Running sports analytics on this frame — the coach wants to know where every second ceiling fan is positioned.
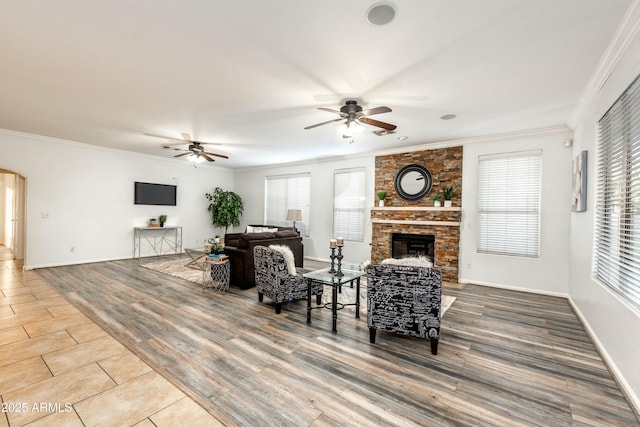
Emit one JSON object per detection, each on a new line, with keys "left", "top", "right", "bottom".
{"left": 145, "top": 132, "right": 229, "bottom": 162}
{"left": 304, "top": 100, "right": 396, "bottom": 137}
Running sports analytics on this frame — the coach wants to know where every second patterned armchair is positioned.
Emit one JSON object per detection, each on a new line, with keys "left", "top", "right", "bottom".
{"left": 366, "top": 263, "right": 442, "bottom": 355}
{"left": 254, "top": 246, "right": 323, "bottom": 314}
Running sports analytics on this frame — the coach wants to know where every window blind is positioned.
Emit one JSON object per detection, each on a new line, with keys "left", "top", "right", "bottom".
{"left": 594, "top": 73, "right": 640, "bottom": 309}
{"left": 265, "top": 173, "right": 311, "bottom": 236}
{"left": 333, "top": 168, "right": 366, "bottom": 242}
{"left": 477, "top": 150, "right": 542, "bottom": 257}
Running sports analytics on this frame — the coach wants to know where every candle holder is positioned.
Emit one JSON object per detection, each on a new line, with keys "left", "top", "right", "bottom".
{"left": 329, "top": 247, "right": 336, "bottom": 274}
{"left": 336, "top": 245, "right": 344, "bottom": 277}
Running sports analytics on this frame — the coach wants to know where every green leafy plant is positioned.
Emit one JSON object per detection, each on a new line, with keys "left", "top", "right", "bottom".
{"left": 443, "top": 185, "right": 456, "bottom": 201}
{"left": 210, "top": 242, "right": 225, "bottom": 254}
{"left": 205, "top": 187, "right": 244, "bottom": 234}
{"left": 377, "top": 191, "right": 387, "bottom": 200}
{"left": 158, "top": 214, "right": 167, "bottom": 225}
{"left": 431, "top": 194, "right": 443, "bottom": 202}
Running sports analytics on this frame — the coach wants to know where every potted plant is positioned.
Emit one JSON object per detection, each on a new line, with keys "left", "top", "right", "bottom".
{"left": 443, "top": 185, "right": 456, "bottom": 207}
{"left": 205, "top": 187, "right": 244, "bottom": 235}
{"left": 158, "top": 215, "right": 167, "bottom": 227}
{"left": 209, "top": 241, "right": 225, "bottom": 255}
{"left": 377, "top": 191, "right": 387, "bottom": 207}
{"left": 148, "top": 218, "right": 158, "bottom": 227}
{"left": 431, "top": 194, "right": 443, "bottom": 207}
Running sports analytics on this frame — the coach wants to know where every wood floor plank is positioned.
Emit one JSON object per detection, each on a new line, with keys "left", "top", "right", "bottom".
{"left": 34, "top": 257, "right": 639, "bottom": 426}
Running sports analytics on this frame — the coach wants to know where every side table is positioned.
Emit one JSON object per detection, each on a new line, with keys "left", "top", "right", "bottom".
{"left": 202, "top": 258, "right": 230, "bottom": 293}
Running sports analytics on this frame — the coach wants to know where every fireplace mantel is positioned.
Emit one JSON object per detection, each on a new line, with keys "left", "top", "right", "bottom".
{"left": 371, "top": 206, "right": 461, "bottom": 212}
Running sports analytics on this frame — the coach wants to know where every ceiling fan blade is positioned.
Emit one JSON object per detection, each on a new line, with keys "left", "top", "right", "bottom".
{"left": 181, "top": 132, "right": 192, "bottom": 141}
{"left": 203, "top": 151, "right": 229, "bottom": 159}
{"left": 200, "top": 153, "right": 215, "bottom": 162}
{"left": 144, "top": 133, "right": 187, "bottom": 143}
{"left": 162, "top": 145, "right": 190, "bottom": 151}
{"left": 361, "top": 106, "right": 392, "bottom": 116}
{"left": 304, "top": 118, "right": 344, "bottom": 130}
{"left": 359, "top": 117, "right": 397, "bottom": 131}
{"left": 174, "top": 152, "right": 192, "bottom": 158}
{"left": 318, "top": 107, "right": 347, "bottom": 117}
{"left": 197, "top": 141, "right": 223, "bottom": 146}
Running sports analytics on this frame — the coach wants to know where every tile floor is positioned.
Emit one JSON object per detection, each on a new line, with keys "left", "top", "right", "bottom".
{"left": 0, "top": 258, "right": 223, "bottom": 427}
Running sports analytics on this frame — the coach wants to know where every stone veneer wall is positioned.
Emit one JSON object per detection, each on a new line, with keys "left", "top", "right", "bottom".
{"left": 372, "top": 146, "right": 463, "bottom": 282}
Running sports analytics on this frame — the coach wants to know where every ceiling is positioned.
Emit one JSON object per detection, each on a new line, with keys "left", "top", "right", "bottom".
{"left": 0, "top": 0, "right": 632, "bottom": 169}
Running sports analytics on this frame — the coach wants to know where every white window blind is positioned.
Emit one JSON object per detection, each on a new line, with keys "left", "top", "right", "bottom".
{"left": 265, "top": 173, "right": 311, "bottom": 236}
{"left": 477, "top": 150, "right": 542, "bottom": 257}
{"left": 594, "top": 73, "right": 640, "bottom": 309}
{"left": 333, "top": 168, "right": 366, "bottom": 242}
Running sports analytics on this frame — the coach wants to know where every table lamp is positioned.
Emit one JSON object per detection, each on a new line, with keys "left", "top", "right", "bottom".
{"left": 287, "top": 209, "right": 302, "bottom": 233}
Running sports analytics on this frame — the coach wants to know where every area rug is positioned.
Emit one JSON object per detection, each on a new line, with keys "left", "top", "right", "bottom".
{"left": 140, "top": 257, "right": 206, "bottom": 285}
{"left": 141, "top": 257, "right": 456, "bottom": 316}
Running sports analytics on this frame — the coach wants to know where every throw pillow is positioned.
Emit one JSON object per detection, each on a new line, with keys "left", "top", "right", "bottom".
{"left": 381, "top": 256, "right": 433, "bottom": 268}
{"left": 264, "top": 227, "right": 278, "bottom": 232}
{"left": 246, "top": 225, "right": 264, "bottom": 233}
{"left": 269, "top": 244, "right": 297, "bottom": 275}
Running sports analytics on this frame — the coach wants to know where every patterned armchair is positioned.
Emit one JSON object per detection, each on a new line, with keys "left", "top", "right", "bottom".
{"left": 366, "top": 264, "right": 442, "bottom": 355}
{"left": 254, "top": 246, "right": 323, "bottom": 314}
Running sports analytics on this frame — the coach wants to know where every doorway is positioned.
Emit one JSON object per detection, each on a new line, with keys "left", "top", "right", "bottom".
{"left": 0, "top": 169, "right": 26, "bottom": 265}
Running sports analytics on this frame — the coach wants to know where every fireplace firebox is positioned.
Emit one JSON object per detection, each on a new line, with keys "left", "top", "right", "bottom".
{"left": 392, "top": 233, "right": 435, "bottom": 264}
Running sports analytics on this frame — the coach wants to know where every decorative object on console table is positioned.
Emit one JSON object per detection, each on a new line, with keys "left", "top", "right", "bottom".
{"left": 158, "top": 214, "right": 167, "bottom": 227}
{"left": 148, "top": 218, "right": 159, "bottom": 227}
{"left": 377, "top": 191, "right": 387, "bottom": 207}
{"left": 287, "top": 209, "right": 302, "bottom": 234}
{"left": 443, "top": 185, "right": 455, "bottom": 208}
{"left": 431, "top": 194, "right": 442, "bottom": 207}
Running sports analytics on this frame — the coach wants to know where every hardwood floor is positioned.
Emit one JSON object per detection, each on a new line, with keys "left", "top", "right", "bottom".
{"left": 11, "top": 256, "right": 640, "bottom": 426}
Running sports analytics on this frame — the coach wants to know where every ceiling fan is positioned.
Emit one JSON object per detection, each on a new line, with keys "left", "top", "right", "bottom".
{"left": 304, "top": 100, "right": 397, "bottom": 138}
{"left": 144, "top": 132, "right": 229, "bottom": 162}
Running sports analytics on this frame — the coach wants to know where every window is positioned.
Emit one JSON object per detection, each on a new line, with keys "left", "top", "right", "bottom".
{"left": 594, "top": 74, "right": 640, "bottom": 309}
{"left": 265, "top": 173, "right": 311, "bottom": 236}
{"left": 477, "top": 150, "right": 542, "bottom": 257}
{"left": 333, "top": 168, "right": 366, "bottom": 242}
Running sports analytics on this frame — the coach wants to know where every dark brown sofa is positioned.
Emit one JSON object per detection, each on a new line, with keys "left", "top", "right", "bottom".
{"left": 224, "top": 226, "right": 303, "bottom": 289}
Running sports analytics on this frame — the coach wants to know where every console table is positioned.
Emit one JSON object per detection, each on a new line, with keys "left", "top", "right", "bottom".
{"left": 133, "top": 226, "right": 183, "bottom": 259}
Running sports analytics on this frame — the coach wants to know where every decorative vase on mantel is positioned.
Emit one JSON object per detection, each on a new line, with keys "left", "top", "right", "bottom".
{"left": 377, "top": 191, "right": 387, "bottom": 208}
{"left": 444, "top": 200, "right": 452, "bottom": 208}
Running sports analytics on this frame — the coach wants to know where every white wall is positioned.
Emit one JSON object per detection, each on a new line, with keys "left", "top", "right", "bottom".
{"left": 0, "top": 130, "right": 234, "bottom": 268}
{"left": 233, "top": 156, "right": 376, "bottom": 265}
{"left": 458, "top": 130, "right": 573, "bottom": 296}
{"left": 570, "top": 15, "right": 640, "bottom": 410}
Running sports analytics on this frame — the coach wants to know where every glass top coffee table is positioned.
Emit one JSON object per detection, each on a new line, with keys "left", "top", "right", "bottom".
{"left": 304, "top": 267, "right": 365, "bottom": 333}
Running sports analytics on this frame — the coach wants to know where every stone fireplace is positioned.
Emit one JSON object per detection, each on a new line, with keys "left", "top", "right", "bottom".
{"left": 372, "top": 146, "right": 462, "bottom": 282}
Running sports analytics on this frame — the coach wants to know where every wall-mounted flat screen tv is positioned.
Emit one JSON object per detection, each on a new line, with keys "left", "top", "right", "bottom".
{"left": 134, "top": 182, "right": 177, "bottom": 206}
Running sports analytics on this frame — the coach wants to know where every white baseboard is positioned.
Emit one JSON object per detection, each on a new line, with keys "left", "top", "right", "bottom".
{"left": 458, "top": 278, "right": 568, "bottom": 298}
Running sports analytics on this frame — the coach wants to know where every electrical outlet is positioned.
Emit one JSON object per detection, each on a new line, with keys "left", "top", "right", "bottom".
{"left": 467, "top": 262, "right": 472, "bottom": 269}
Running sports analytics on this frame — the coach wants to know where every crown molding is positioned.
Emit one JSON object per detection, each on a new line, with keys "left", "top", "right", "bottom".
{"left": 567, "top": 0, "right": 640, "bottom": 129}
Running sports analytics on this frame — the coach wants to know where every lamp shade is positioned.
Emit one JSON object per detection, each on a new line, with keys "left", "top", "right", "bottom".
{"left": 287, "top": 209, "right": 302, "bottom": 221}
